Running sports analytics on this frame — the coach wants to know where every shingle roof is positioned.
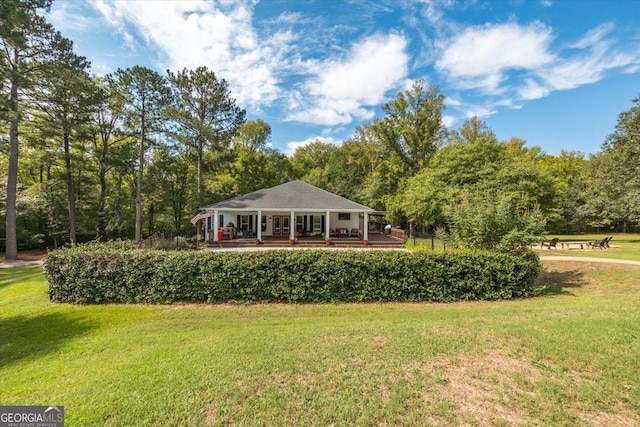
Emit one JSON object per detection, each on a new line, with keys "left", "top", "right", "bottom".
{"left": 203, "top": 180, "right": 374, "bottom": 212}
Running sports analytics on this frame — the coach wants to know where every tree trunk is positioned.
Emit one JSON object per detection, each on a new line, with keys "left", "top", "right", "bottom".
{"left": 63, "top": 129, "right": 77, "bottom": 244}
{"left": 97, "top": 166, "right": 107, "bottom": 240}
{"left": 135, "top": 105, "right": 145, "bottom": 242}
{"left": 197, "top": 146, "right": 203, "bottom": 241}
{"left": 5, "top": 77, "right": 20, "bottom": 260}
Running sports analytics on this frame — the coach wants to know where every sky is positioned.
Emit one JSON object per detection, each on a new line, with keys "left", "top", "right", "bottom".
{"left": 48, "top": 0, "right": 640, "bottom": 156}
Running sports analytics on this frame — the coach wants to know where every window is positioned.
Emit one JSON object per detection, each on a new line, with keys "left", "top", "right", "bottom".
{"left": 338, "top": 213, "right": 351, "bottom": 220}
{"left": 240, "top": 215, "right": 250, "bottom": 231}
{"left": 313, "top": 216, "right": 322, "bottom": 234}
{"left": 261, "top": 215, "right": 267, "bottom": 232}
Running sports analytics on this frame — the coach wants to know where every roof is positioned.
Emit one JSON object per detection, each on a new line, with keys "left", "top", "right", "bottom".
{"left": 203, "top": 180, "right": 374, "bottom": 212}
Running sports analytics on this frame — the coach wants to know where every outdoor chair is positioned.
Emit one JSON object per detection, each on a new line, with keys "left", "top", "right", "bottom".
{"left": 350, "top": 228, "right": 359, "bottom": 237}
{"left": 591, "top": 236, "right": 612, "bottom": 249}
{"left": 540, "top": 238, "right": 559, "bottom": 249}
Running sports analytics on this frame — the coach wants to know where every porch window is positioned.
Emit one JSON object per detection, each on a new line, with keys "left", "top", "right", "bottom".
{"left": 240, "top": 215, "right": 250, "bottom": 231}
{"left": 261, "top": 215, "right": 267, "bottom": 232}
{"left": 313, "top": 216, "right": 322, "bottom": 234}
{"left": 296, "top": 216, "right": 304, "bottom": 234}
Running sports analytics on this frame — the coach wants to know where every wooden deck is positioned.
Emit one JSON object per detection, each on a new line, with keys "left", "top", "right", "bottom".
{"left": 207, "top": 233, "right": 405, "bottom": 249}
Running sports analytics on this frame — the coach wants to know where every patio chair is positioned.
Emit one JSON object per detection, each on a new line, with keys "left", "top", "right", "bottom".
{"left": 540, "top": 238, "right": 559, "bottom": 250}
{"left": 605, "top": 236, "right": 613, "bottom": 248}
{"left": 350, "top": 228, "right": 359, "bottom": 237}
{"left": 591, "top": 236, "right": 611, "bottom": 249}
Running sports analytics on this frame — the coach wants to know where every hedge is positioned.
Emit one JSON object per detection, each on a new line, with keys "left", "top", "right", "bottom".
{"left": 43, "top": 247, "right": 541, "bottom": 304}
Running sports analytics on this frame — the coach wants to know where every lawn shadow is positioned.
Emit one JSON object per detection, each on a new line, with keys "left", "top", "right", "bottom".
{"left": 0, "top": 265, "right": 44, "bottom": 291}
{"left": 0, "top": 312, "right": 95, "bottom": 368}
{"left": 535, "top": 268, "right": 587, "bottom": 297}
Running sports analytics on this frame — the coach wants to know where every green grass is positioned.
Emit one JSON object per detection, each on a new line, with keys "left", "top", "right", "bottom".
{"left": 407, "top": 233, "right": 640, "bottom": 262}
{"left": 2, "top": 263, "right": 640, "bottom": 426}
{"left": 540, "top": 233, "right": 640, "bottom": 262}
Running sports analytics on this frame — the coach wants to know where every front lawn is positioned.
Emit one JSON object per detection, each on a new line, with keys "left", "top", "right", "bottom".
{"left": 1, "top": 263, "right": 639, "bottom": 426}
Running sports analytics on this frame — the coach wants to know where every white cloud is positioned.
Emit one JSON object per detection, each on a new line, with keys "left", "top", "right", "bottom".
{"left": 89, "top": 0, "right": 284, "bottom": 111}
{"left": 285, "top": 136, "right": 337, "bottom": 156}
{"left": 287, "top": 32, "right": 409, "bottom": 126}
{"left": 436, "top": 22, "right": 555, "bottom": 93}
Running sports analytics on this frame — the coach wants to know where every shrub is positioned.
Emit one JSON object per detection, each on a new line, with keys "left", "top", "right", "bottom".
{"left": 44, "top": 246, "right": 541, "bottom": 304}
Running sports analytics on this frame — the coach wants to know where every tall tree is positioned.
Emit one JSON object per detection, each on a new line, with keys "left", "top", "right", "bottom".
{"left": 372, "top": 80, "right": 447, "bottom": 175}
{"left": 32, "top": 42, "right": 98, "bottom": 244}
{"left": 87, "top": 77, "right": 133, "bottom": 239}
{"left": 1, "top": 0, "right": 57, "bottom": 259}
{"left": 166, "top": 66, "right": 245, "bottom": 238}
{"left": 111, "top": 66, "right": 170, "bottom": 241}
{"left": 583, "top": 95, "right": 640, "bottom": 232}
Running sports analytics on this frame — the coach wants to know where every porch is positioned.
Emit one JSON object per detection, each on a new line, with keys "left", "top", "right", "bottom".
{"left": 207, "top": 232, "right": 405, "bottom": 249}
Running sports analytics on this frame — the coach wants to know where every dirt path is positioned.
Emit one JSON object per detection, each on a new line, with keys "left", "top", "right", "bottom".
{"left": 539, "top": 256, "right": 640, "bottom": 266}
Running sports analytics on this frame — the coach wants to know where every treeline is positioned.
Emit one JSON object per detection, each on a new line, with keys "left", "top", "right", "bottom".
{"left": 2, "top": 1, "right": 639, "bottom": 258}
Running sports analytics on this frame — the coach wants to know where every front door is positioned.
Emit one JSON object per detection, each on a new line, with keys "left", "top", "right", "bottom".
{"left": 273, "top": 216, "right": 281, "bottom": 235}
{"left": 272, "top": 215, "right": 290, "bottom": 236}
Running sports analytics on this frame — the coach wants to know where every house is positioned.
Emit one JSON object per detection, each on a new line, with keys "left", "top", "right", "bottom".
{"left": 200, "top": 180, "right": 375, "bottom": 243}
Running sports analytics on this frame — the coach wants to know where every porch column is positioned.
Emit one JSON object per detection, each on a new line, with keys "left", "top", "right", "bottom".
{"left": 290, "top": 211, "right": 295, "bottom": 241}
{"left": 363, "top": 212, "right": 369, "bottom": 241}
{"left": 213, "top": 209, "right": 219, "bottom": 242}
{"left": 325, "top": 210, "right": 331, "bottom": 239}
{"left": 257, "top": 210, "right": 262, "bottom": 242}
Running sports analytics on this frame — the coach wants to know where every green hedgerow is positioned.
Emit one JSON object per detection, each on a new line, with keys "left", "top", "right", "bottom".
{"left": 44, "top": 247, "right": 540, "bottom": 304}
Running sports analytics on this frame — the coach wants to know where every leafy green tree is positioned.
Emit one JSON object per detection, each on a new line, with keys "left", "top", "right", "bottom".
{"left": 446, "top": 191, "right": 546, "bottom": 252}
{"left": 111, "top": 66, "right": 170, "bottom": 241}
{"left": 290, "top": 140, "right": 339, "bottom": 188}
{"left": 539, "top": 150, "right": 589, "bottom": 233}
{"left": 372, "top": 80, "right": 447, "bottom": 175}
{"left": 1, "top": 0, "right": 61, "bottom": 259}
{"left": 580, "top": 95, "right": 640, "bottom": 232}
{"left": 397, "top": 119, "right": 555, "bottom": 231}
{"left": 449, "top": 115, "right": 496, "bottom": 144}
{"left": 228, "top": 120, "right": 293, "bottom": 194}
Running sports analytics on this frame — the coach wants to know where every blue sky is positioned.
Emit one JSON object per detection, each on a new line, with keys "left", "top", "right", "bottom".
{"left": 48, "top": 0, "right": 640, "bottom": 156}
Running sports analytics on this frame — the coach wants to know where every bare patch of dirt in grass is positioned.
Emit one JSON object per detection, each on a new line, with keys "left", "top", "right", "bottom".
{"left": 577, "top": 411, "right": 639, "bottom": 427}
{"left": 203, "top": 404, "right": 218, "bottom": 426}
{"left": 429, "top": 348, "right": 542, "bottom": 426}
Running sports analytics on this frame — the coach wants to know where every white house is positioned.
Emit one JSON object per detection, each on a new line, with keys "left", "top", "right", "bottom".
{"left": 199, "top": 180, "right": 375, "bottom": 243}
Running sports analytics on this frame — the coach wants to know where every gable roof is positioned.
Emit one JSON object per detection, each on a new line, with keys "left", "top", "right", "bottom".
{"left": 203, "top": 180, "right": 374, "bottom": 212}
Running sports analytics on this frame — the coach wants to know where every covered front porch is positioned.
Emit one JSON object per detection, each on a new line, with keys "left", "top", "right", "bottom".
{"left": 205, "top": 209, "right": 374, "bottom": 244}
{"left": 207, "top": 231, "right": 405, "bottom": 249}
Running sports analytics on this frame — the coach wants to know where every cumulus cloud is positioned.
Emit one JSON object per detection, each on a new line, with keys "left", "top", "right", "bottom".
{"left": 435, "top": 18, "right": 640, "bottom": 117}
{"left": 89, "top": 0, "right": 284, "bottom": 110}
{"left": 436, "top": 22, "right": 555, "bottom": 94}
{"left": 287, "top": 32, "right": 409, "bottom": 126}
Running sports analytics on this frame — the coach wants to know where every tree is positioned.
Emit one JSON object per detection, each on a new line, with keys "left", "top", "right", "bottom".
{"left": 449, "top": 116, "right": 496, "bottom": 144}
{"left": 166, "top": 66, "right": 245, "bottom": 239}
{"left": 372, "top": 80, "right": 447, "bottom": 175}
{"left": 225, "top": 120, "right": 293, "bottom": 195}
{"left": 581, "top": 95, "right": 640, "bottom": 232}
{"left": 87, "top": 76, "right": 134, "bottom": 239}
{"left": 1, "top": 0, "right": 58, "bottom": 259}
{"left": 32, "top": 42, "right": 98, "bottom": 244}
{"left": 446, "top": 191, "right": 546, "bottom": 252}
{"left": 111, "top": 66, "right": 170, "bottom": 241}
{"left": 396, "top": 120, "right": 555, "bottom": 230}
